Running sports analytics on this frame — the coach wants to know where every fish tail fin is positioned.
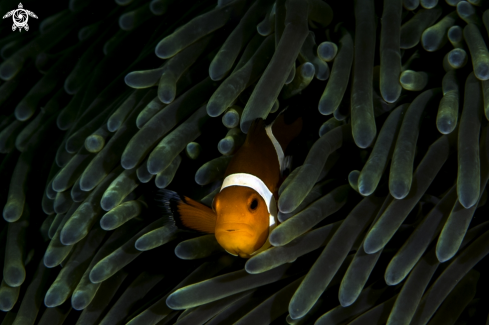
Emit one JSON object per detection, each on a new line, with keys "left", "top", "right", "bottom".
{"left": 157, "top": 189, "right": 216, "bottom": 233}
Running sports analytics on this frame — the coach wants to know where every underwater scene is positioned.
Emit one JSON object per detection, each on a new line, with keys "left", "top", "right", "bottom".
{"left": 0, "top": 0, "right": 489, "bottom": 324}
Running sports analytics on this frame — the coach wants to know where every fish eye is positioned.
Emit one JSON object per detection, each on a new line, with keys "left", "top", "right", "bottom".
{"left": 250, "top": 199, "right": 258, "bottom": 210}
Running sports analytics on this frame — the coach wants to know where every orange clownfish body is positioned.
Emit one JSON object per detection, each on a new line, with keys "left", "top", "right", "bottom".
{"left": 161, "top": 113, "right": 302, "bottom": 258}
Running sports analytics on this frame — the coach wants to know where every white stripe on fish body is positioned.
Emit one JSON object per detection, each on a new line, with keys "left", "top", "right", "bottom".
{"left": 265, "top": 122, "right": 286, "bottom": 175}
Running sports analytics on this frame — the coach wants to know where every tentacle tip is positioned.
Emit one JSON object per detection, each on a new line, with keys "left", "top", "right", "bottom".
{"left": 51, "top": 179, "right": 64, "bottom": 193}
{"left": 380, "top": 89, "right": 401, "bottom": 104}
{"left": 315, "top": 66, "right": 330, "bottom": 81}
{"left": 277, "top": 199, "right": 294, "bottom": 214}
{"left": 240, "top": 119, "right": 251, "bottom": 134}
{"left": 107, "top": 119, "right": 121, "bottom": 133}
{"left": 89, "top": 269, "right": 104, "bottom": 284}
{"left": 389, "top": 183, "right": 409, "bottom": 200}
{"left": 436, "top": 248, "right": 454, "bottom": 263}
{"left": 318, "top": 100, "right": 334, "bottom": 116}
{"left": 277, "top": 211, "right": 289, "bottom": 223}
{"left": 301, "top": 62, "right": 315, "bottom": 78}
{"left": 147, "top": 160, "right": 164, "bottom": 175}
{"left": 288, "top": 308, "right": 306, "bottom": 320}
{"left": 0, "top": 61, "right": 18, "bottom": 81}
{"left": 65, "top": 145, "right": 79, "bottom": 155}
{"left": 120, "top": 157, "right": 136, "bottom": 170}
{"left": 458, "top": 195, "right": 477, "bottom": 209}
{"left": 421, "top": 34, "right": 438, "bottom": 52}
{"left": 78, "top": 179, "right": 95, "bottom": 192}
{"left": 358, "top": 183, "right": 373, "bottom": 197}
{"left": 53, "top": 205, "right": 66, "bottom": 215}
{"left": 206, "top": 102, "right": 223, "bottom": 118}
{"left": 44, "top": 293, "right": 63, "bottom": 308}
{"left": 173, "top": 245, "right": 185, "bottom": 258}
{"left": 56, "top": 116, "right": 71, "bottom": 131}
{"left": 174, "top": 251, "right": 196, "bottom": 260}
{"left": 100, "top": 195, "right": 117, "bottom": 212}
{"left": 244, "top": 262, "right": 255, "bottom": 274}
{"left": 475, "top": 65, "right": 489, "bottom": 81}
{"left": 222, "top": 116, "right": 239, "bottom": 129}
{"left": 135, "top": 238, "right": 149, "bottom": 251}
{"left": 363, "top": 239, "right": 382, "bottom": 255}
{"left": 85, "top": 136, "right": 104, "bottom": 153}
{"left": 135, "top": 119, "right": 145, "bottom": 130}
{"left": 165, "top": 294, "right": 182, "bottom": 310}
{"left": 208, "top": 68, "right": 226, "bottom": 82}
{"left": 155, "top": 45, "right": 173, "bottom": 60}
{"left": 124, "top": 73, "right": 135, "bottom": 88}
{"left": 0, "top": 302, "right": 13, "bottom": 312}
{"left": 43, "top": 254, "right": 60, "bottom": 268}
{"left": 194, "top": 176, "right": 205, "bottom": 186}
{"left": 60, "top": 231, "right": 78, "bottom": 246}
{"left": 436, "top": 120, "right": 455, "bottom": 135}
{"left": 353, "top": 134, "right": 375, "bottom": 149}
{"left": 119, "top": 14, "right": 134, "bottom": 31}
{"left": 338, "top": 296, "right": 355, "bottom": 307}
{"left": 218, "top": 138, "right": 233, "bottom": 154}
{"left": 71, "top": 303, "right": 86, "bottom": 311}
{"left": 71, "top": 292, "right": 89, "bottom": 311}
{"left": 268, "top": 232, "right": 284, "bottom": 247}
{"left": 14, "top": 104, "right": 31, "bottom": 121}
{"left": 3, "top": 205, "right": 22, "bottom": 223}
{"left": 150, "top": 2, "right": 167, "bottom": 15}
{"left": 175, "top": 254, "right": 193, "bottom": 260}
{"left": 4, "top": 269, "right": 25, "bottom": 288}
{"left": 100, "top": 216, "right": 116, "bottom": 231}
{"left": 160, "top": 97, "right": 174, "bottom": 105}
{"left": 384, "top": 273, "right": 401, "bottom": 286}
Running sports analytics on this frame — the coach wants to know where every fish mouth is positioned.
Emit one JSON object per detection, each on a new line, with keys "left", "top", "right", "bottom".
{"left": 215, "top": 223, "right": 254, "bottom": 237}
{"left": 215, "top": 223, "right": 259, "bottom": 258}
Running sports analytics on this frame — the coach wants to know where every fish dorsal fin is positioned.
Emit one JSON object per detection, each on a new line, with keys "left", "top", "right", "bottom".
{"left": 224, "top": 118, "right": 280, "bottom": 191}
{"left": 158, "top": 189, "right": 216, "bottom": 233}
{"left": 270, "top": 113, "right": 303, "bottom": 153}
{"left": 245, "top": 118, "right": 268, "bottom": 145}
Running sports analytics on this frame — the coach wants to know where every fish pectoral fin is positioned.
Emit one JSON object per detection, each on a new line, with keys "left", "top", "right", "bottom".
{"left": 177, "top": 196, "right": 217, "bottom": 233}
{"left": 158, "top": 189, "right": 216, "bottom": 233}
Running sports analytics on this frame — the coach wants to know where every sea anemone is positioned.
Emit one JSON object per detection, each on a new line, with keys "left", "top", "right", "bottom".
{"left": 0, "top": 0, "right": 489, "bottom": 324}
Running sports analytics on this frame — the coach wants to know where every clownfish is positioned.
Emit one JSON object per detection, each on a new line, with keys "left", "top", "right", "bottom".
{"left": 160, "top": 112, "right": 302, "bottom": 258}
